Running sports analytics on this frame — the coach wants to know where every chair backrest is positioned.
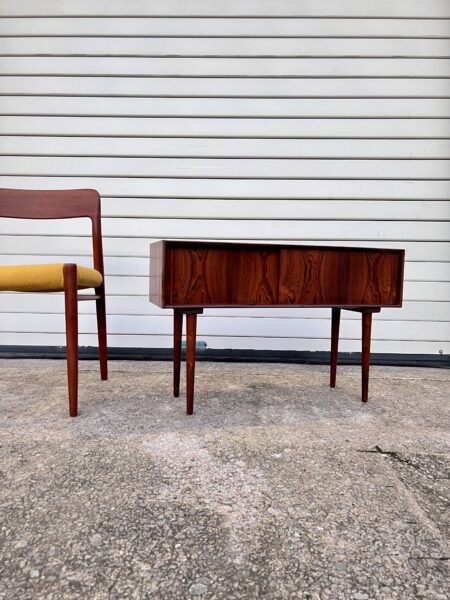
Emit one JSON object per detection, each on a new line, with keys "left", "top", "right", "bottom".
{"left": 0, "top": 188, "right": 104, "bottom": 275}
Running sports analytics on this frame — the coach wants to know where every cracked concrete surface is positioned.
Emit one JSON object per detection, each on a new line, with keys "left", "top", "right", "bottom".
{"left": 0, "top": 359, "right": 449, "bottom": 599}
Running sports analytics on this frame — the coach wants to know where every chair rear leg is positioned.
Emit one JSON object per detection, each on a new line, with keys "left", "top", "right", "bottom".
{"left": 64, "top": 264, "right": 79, "bottom": 417}
{"left": 96, "top": 285, "right": 108, "bottom": 380}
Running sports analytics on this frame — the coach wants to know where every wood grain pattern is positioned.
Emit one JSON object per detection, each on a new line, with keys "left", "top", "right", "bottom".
{"left": 63, "top": 263, "right": 78, "bottom": 417}
{"left": 233, "top": 249, "right": 278, "bottom": 305}
{"left": 279, "top": 248, "right": 400, "bottom": 307}
{"left": 171, "top": 247, "right": 231, "bottom": 305}
{"left": 168, "top": 245, "right": 280, "bottom": 306}
{"left": 151, "top": 241, "right": 404, "bottom": 309}
{"left": 0, "top": 188, "right": 101, "bottom": 221}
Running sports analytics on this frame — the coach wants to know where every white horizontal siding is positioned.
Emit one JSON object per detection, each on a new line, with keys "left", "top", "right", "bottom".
{"left": 2, "top": 118, "right": 449, "bottom": 138}
{"left": 1, "top": 217, "right": 449, "bottom": 240}
{"left": 2, "top": 196, "right": 447, "bottom": 219}
{"left": 2, "top": 77, "right": 450, "bottom": 98}
{"left": 2, "top": 17, "right": 450, "bottom": 38}
{"left": 2, "top": 97, "right": 450, "bottom": 117}
{"left": 2, "top": 176, "right": 450, "bottom": 199}
{"left": 3, "top": 137, "right": 450, "bottom": 158}
{"left": 2, "top": 37, "right": 450, "bottom": 57}
{"left": 3, "top": 56, "right": 450, "bottom": 77}
{"left": 2, "top": 157, "right": 450, "bottom": 179}
{"left": 1, "top": 1, "right": 449, "bottom": 18}
{"left": 0, "top": 0, "right": 449, "bottom": 357}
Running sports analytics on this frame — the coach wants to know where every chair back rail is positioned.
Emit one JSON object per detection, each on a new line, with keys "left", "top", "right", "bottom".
{"left": 0, "top": 188, "right": 104, "bottom": 276}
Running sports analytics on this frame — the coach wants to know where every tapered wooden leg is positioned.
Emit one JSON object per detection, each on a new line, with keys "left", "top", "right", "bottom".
{"left": 173, "top": 310, "right": 183, "bottom": 397}
{"left": 185, "top": 312, "right": 198, "bottom": 415}
{"left": 330, "top": 307, "right": 341, "bottom": 388}
{"left": 362, "top": 312, "right": 373, "bottom": 403}
{"left": 63, "top": 264, "right": 79, "bottom": 417}
{"left": 95, "top": 285, "right": 108, "bottom": 380}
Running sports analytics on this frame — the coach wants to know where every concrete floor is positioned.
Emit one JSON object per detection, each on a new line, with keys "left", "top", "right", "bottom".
{"left": 0, "top": 359, "right": 449, "bottom": 600}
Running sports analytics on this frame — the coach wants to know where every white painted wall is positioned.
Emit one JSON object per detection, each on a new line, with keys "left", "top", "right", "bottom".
{"left": 0, "top": 1, "right": 449, "bottom": 356}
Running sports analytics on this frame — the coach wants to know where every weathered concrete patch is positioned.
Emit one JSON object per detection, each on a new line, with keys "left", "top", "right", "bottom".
{"left": 0, "top": 360, "right": 449, "bottom": 599}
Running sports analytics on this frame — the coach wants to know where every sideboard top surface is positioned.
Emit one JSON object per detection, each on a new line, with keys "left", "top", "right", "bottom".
{"left": 158, "top": 239, "right": 405, "bottom": 255}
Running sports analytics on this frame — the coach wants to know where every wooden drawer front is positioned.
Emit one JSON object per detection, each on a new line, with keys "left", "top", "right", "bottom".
{"left": 279, "top": 249, "right": 399, "bottom": 306}
{"left": 168, "top": 246, "right": 279, "bottom": 306}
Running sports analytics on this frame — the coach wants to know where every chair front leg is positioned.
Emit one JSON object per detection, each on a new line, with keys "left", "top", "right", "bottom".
{"left": 64, "top": 264, "right": 79, "bottom": 417}
{"left": 95, "top": 284, "right": 108, "bottom": 380}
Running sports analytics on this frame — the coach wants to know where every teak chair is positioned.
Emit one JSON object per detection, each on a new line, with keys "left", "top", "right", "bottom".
{"left": 0, "top": 189, "right": 108, "bottom": 416}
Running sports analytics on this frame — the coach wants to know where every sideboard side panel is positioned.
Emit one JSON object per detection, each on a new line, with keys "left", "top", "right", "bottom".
{"left": 390, "top": 251, "right": 405, "bottom": 306}
{"left": 149, "top": 240, "right": 166, "bottom": 308}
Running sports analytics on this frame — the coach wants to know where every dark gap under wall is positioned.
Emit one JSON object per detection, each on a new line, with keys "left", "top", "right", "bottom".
{"left": 0, "top": 346, "right": 448, "bottom": 369}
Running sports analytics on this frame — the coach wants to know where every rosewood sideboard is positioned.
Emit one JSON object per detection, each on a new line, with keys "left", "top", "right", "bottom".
{"left": 149, "top": 241, "right": 405, "bottom": 414}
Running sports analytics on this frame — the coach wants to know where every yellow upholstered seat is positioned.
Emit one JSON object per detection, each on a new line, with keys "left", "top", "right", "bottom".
{"left": 0, "top": 263, "right": 103, "bottom": 293}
